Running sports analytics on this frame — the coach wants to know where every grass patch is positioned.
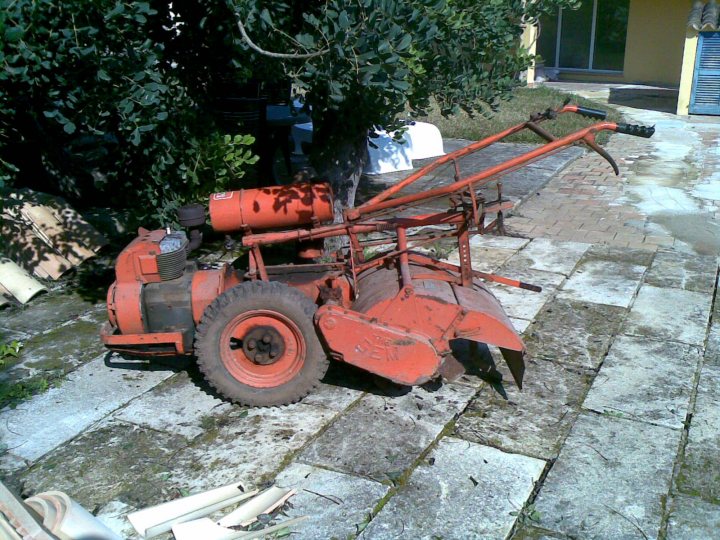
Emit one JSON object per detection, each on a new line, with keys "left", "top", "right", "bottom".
{"left": 411, "top": 85, "right": 623, "bottom": 145}
{"left": 0, "top": 373, "right": 62, "bottom": 409}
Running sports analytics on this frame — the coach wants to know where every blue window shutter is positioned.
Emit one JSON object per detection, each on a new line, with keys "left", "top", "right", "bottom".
{"left": 690, "top": 32, "right": 720, "bottom": 115}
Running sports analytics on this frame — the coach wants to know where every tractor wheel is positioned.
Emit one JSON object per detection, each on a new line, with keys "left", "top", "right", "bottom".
{"left": 194, "top": 281, "right": 329, "bottom": 406}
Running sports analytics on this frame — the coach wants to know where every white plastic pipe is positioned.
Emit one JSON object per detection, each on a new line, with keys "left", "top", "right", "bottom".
{"left": 29, "top": 491, "right": 122, "bottom": 540}
{"left": 127, "top": 483, "right": 256, "bottom": 539}
{"left": 24, "top": 496, "right": 58, "bottom": 531}
{"left": 0, "top": 258, "right": 46, "bottom": 304}
{"left": 172, "top": 518, "right": 244, "bottom": 540}
{"left": 0, "top": 513, "right": 22, "bottom": 540}
{"left": 172, "top": 516, "right": 308, "bottom": 540}
{"left": 218, "top": 487, "right": 293, "bottom": 528}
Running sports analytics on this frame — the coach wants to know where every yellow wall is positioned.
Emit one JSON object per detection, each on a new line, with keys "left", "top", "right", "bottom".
{"left": 677, "top": 30, "right": 699, "bottom": 115}
{"left": 521, "top": 23, "right": 539, "bottom": 85}
{"left": 623, "top": 0, "right": 691, "bottom": 86}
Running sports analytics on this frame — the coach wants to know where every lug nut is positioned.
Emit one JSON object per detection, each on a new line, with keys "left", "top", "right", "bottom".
{"left": 262, "top": 334, "right": 271, "bottom": 344}
{"left": 269, "top": 349, "right": 277, "bottom": 359}
{"left": 247, "top": 339, "right": 256, "bottom": 350}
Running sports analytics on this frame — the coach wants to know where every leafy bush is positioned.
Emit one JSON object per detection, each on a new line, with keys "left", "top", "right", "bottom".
{"left": 0, "top": 0, "right": 256, "bottom": 223}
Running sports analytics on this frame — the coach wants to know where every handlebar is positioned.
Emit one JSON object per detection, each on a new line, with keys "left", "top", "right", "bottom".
{"left": 615, "top": 123, "right": 655, "bottom": 138}
{"left": 573, "top": 106, "right": 608, "bottom": 120}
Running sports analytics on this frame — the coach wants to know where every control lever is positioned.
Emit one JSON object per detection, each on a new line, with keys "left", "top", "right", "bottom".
{"left": 574, "top": 106, "right": 608, "bottom": 120}
{"left": 615, "top": 123, "right": 655, "bottom": 138}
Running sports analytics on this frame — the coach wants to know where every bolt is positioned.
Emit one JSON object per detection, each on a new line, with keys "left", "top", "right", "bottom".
{"left": 262, "top": 334, "right": 271, "bottom": 344}
{"left": 247, "top": 339, "right": 256, "bottom": 350}
{"left": 269, "top": 349, "right": 277, "bottom": 359}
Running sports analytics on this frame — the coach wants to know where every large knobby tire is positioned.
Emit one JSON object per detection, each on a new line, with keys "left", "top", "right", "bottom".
{"left": 194, "top": 281, "right": 329, "bottom": 406}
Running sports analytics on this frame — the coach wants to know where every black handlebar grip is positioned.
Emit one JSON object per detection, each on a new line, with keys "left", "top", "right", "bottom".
{"left": 615, "top": 123, "right": 655, "bottom": 138}
{"left": 575, "top": 106, "right": 608, "bottom": 120}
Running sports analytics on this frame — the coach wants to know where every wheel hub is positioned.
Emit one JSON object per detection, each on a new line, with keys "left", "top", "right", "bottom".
{"left": 240, "top": 325, "right": 286, "bottom": 365}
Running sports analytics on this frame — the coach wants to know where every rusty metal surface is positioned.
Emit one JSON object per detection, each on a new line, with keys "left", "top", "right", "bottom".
{"left": 209, "top": 182, "right": 334, "bottom": 233}
{"left": 316, "top": 304, "right": 441, "bottom": 386}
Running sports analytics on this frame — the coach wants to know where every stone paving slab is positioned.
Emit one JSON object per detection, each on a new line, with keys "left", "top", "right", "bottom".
{"left": 643, "top": 250, "right": 718, "bottom": 294}
{"left": 523, "top": 298, "right": 627, "bottom": 370}
{"left": 585, "top": 244, "right": 656, "bottom": 267}
{"left": 299, "top": 383, "right": 476, "bottom": 482}
{"left": 16, "top": 419, "right": 188, "bottom": 511}
{"left": 0, "top": 316, "right": 107, "bottom": 388}
{"left": 360, "top": 437, "right": 545, "bottom": 540}
{"left": 456, "top": 357, "right": 593, "bottom": 460}
{"left": 511, "top": 317, "right": 532, "bottom": 334}
{"left": 0, "top": 293, "right": 103, "bottom": 340}
{"left": 487, "top": 267, "right": 564, "bottom": 322}
{"left": 112, "top": 373, "right": 233, "bottom": 440}
{"left": 623, "top": 285, "right": 711, "bottom": 346}
{"left": 583, "top": 336, "right": 701, "bottom": 430}
{"left": 506, "top": 238, "right": 590, "bottom": 276}
{"left": 666, "top": 494, "right": 720, "bottom": 540}
{"left": 675, "top": 364, "right": 720, "bottom": 504}
{"left": 533, "top": 413, "right": 679, "bottom": 540}
{"left": 275, "top": 463, "right": 389, "bottom": 540}
{"left": 704, "top": 321, "right": 720, "bottom": 367}
{"left": 298, "top": 380, "right": 365, "bottom": 413}
{"left": 0, "top": 354, "right": 176, "bottom": 467}
{"left": 556, "top": 259, "right": 646, "bottom": 308}
{"left": 470, "top": 234, "right": 530, "bottom": 251}
{"left": 168, "top": 402, "right": 337, "bottom": 491}
{"left": 446, "top": 246, "right": 518, "bottom": 273}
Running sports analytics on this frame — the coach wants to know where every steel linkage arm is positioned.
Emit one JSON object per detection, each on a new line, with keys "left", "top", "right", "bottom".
{"left": 348, "top": 121, "right": 626, "bottom": 220}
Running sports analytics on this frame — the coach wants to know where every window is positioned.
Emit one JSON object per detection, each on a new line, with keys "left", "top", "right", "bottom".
{"left": 538, "top": 0, "right": 630, "bottom": 72}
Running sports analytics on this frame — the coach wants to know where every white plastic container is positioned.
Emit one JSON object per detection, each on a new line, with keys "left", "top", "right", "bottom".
{"left": 403, "top": 121, "right": 444, "bottom": 160}
{"left": 364, "top": 130, "right": 414, "bottom": 175}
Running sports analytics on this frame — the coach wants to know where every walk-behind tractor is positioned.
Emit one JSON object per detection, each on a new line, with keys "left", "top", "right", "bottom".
{"left": 101, "top": 104, "right": 654, "bottom": 406}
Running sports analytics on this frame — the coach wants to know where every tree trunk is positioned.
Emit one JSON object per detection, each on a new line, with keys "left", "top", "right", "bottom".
{"left": 310, "top": 112, "right": 368, "bottom": 253}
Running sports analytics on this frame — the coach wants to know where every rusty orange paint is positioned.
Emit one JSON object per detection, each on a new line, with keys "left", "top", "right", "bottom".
{"left": 112, "top": 281, "right": 144, "bottom": 334}
{"left": 209, "top": 182, "right": 334, "bottom": 233}
{"left": 101, "top": 322, "right": 186, "bottom": 355}
{"left": 316, "top": 305, "right": 441, "bottom": 386}
{"left": 191, "top": 270, "right": 224, "bottom": 324}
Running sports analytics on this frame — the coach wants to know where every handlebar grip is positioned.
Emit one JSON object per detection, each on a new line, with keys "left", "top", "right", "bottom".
{"left": 574, "top": 106, "right": 608, "bottom": 120}
{"left": 615, "top": 123, "right": 655, "bottom": 138}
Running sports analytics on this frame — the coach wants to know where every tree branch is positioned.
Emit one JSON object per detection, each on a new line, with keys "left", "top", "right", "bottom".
{"left": 233, "top": 10, "right": 327, "bottom": 60}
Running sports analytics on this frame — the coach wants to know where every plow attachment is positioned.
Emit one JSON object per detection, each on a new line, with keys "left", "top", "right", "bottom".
{"left": 316, "top": 263, "right": 526, "bottom": 387}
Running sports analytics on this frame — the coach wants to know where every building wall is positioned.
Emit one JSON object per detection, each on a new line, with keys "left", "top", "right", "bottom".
{"left": 622, "top": 0, "right": 691, "bottom": 86}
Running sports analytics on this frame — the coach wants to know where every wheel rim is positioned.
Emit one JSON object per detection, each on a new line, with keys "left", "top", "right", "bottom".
{"left": 219, "top": 310, "right": 306, "bottom": 388}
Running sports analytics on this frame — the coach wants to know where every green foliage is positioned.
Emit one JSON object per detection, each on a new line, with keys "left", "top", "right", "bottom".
{"left": 1, "top": 0, "right": 579, "bottom": 216}
{"left": 0, "top": 0, "right": 256, "bottom": 222}
{"left": 0, "top": 340, "right": 23, "bottom": 366}
{"left": 223, "top": 0, "right": 580, "bottom": 187}
{"left": 0, "top": 376, "right": 52, "bottom": 409}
